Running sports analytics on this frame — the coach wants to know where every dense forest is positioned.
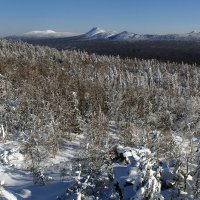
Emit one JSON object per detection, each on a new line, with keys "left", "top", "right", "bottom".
{"left": 17, "top": 36, "right": 200, "bottom": 64}
{"left": 0, "top": 40, "right": 200, "bottom": 199}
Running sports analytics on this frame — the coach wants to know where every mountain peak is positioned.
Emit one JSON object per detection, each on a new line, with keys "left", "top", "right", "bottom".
{"left": 90, "top": 27, "right": 101, "bottom": 31}
{"left": 85, "top": 27, "right": 106, "bottom": 37}
{"left": 190, "top": 30, "right": 199, "bottom": 34}
{"left": 121, "top": 31, "right": 129, "bottom": 34}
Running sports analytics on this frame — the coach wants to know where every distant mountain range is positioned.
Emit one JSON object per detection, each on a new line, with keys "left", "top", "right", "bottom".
{"left": 85, "top": 27, "right": 200, "bottom": 41}
{"left": 5, "top": 27, "right": 200, "bottom": 42}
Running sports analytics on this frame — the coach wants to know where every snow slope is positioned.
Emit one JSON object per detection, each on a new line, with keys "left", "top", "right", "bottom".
{"left": 85, "top": 27, "right": 116, "bottom": 39}
{"left": 0, "top": 134, "right": 84, "bottom": 200}
{"left": 85, "top": 27, "right": 106, "bottom": 37}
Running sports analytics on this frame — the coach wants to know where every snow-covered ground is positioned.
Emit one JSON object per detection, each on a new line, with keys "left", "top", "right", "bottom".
{"left": 0, "top": 135, "right": 84, "bottom": 200}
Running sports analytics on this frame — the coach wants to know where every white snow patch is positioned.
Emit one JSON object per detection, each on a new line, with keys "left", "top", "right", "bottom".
{"left": 18, "top": 189, "right": 32, "bottom": 198}
{"left": 0, "top": 188, "right": 17, "bottom": 200}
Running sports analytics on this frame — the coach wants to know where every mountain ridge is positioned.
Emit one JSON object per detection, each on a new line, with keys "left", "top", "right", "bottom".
{"left": 4, "top": 27, "right": 200, "bottom": 42}
{"left": 84, "top": 27, "right": 200, "bottom": 41}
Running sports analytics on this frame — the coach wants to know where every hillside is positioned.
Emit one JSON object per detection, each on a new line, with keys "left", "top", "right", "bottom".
{"left": 0, "top": 40, "right": 200, "bottom": 199}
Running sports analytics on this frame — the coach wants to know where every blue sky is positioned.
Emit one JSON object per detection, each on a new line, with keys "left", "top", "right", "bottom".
{"left": 0, "top": 0, "right": 200, "bottom": 36}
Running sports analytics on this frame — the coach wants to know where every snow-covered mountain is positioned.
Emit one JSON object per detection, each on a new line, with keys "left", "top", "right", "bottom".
{"left": 187, "top": 30, "right": 200, "bottom": 39}
{"left": 84, "top": 27, "right": 200, "bottom": 42}
{"left": 109, "top": 31, "right": 147, "bottom": 40}
{"left": 6, "top": 30, "right": 80, "bottom": 39}
{"left": 21, "top": 30, "right": 79, "bottom": 38}
{"left": 85, "top": 27, "right": 116, "bottom": 39}
{"left": 85, "top": 27, "right": 106, "bottom": 37}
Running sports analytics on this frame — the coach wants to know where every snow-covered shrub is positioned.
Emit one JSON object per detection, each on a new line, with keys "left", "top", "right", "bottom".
{"left": 114, "top": 145, "right": 163, "bottom": 200}
{"left": 32, "top": 168, "right": 52, "bottom": 186}
{"left": 119, "top": 122, "right": 140, "bottom": 147}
